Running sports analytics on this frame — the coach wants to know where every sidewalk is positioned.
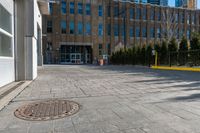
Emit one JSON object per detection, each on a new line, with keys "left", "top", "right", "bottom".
{"left": 0, "top": 65, "right": 200, "bottom": 133}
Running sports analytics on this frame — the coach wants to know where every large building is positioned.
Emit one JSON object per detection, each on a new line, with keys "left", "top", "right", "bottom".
{"left": 148, "top": 0, "right": 168, "bottom": 6}
{"left": 42, "top": 0, "right": 200, "bottom": 64}
{"left": 175, "top": 0, "right": 197, "bottom": 9}
{"left": 0, "top": 0, "right": 49, "bottom": 87}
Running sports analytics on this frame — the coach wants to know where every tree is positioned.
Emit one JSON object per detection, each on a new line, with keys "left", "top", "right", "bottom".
{"left": 161, "top": 7, "right": 179, "bottom": 43}
{"left": 168, "top": 38, "right": 178, "bottom": 65}
{"left": 178, "top": 36, "right": 188, "bottom": 65}
{"left": 146, "top": 45, "right": 153, "bottom": 67}
{"left": 141, "top": 45, "right": 146, "bottom": 65}
{"left": 190, "top": 32, "right": 200, "bottom": 65}
{"left": 160, "top": 41, "right": 168, "bottom": 65}
{"left": 154, "top": 43, "right": 161, "bottom": 65}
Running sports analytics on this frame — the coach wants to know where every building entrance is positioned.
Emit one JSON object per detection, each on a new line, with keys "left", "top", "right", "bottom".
{"left": 60, "top": 45, "right": 92, "bottom": 64}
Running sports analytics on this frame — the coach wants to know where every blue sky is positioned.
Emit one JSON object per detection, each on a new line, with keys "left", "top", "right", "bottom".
{"left": 168, "top": 0, "right": 200, "bottom": 9}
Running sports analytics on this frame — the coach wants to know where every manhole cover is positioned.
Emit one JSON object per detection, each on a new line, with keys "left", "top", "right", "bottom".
{"left": 14, "top": 99, "right": 80, "bottom": 121}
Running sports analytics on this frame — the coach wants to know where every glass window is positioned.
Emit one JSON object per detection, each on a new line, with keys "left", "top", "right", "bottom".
{"left": 129, "top": 26, "right": 134, "bottom": 37}
{"left": 98, "top": 23, "right": 103, "bottom": 36}
{"left": 187, "top": 29, "right": 190, "bottom": 39}
{"left": 150, "top": 27, "right": 155, "bottom": 38}
{"left": 107, "top": 5, "right": 111, "bottom": 17}
{"left": 61, "top": 20, "right": 66, "bottom": 34}
{"left": 99, "top": 5, "right": 103, "bottom": 17}
{"left": 47, "top": 20, "right": 52, "bottom": 33}
{"left": 70, "top": 21, "right": 74, "bottom": 34}
{"left": 85, "top": 22, "right": 91, "bottom": 35}
{"left": 142, "top": 8, "right": 146, "bottom": 20}
{"left": 99, "top": 44, "right": 102, "bottom": 55}
{"left": 136, "top": 7, "right": 140, "bottom": 20}
{"left": 121, "top": 24, "right": 125, "bottom": 37}
{"left": 136, "top": 27, "right": 140, "bottom": 37}
{"left": 61, "top": 1, "right": 66, "bottom": 14}
{"left": 175, "top": 13, "right": 178, "bottom": 23}
{"left": 70, "top": 2, "right": 75, "bottom": 14}
{"left": 130, "top": 8, "right": 134, "bottom": 19}
{"left": 78, "top": 3, "right": 83, "bottom": 14}
{"left": 157, "top": 27, "right": 161, "bottom": 38}
{"left": 157, "top": 10, "right": 161, "bottom": 21}
{"left": 78, "top": 22, "right": 83, "bottom": 35}
{"left": 181, "top": 12, "right": 184, "bottom": 23}
{"left": 187, "top": 13, "right": 190, "bottom": 24}
{"left": 142, "top": 27, "right": 146, "bottom": 37}
{"left": 49, "top": 3, "right": 53, "bottom": 15}
{"left": 107, "top": 44, "right": 111, "bottom": 55}
{"left": 86, "top": 4, "right": 91, "bottom": 15}
{"left": 114, "top": 5, "right": 119, "bottom": 17}
{"left": 150, "top": 8, "right": 154, "bottom": 20}
{"left": 0, "top": 4, "right": 12, "bottom": 33}
{"left": 114, "top": 23, "right": 119, "bottom": 36}
{"left": 191, "top": 14, "right": 195, "bottom": 25}
{"left": 0, "top": 5, "right": 12, "bottom": 57}
{"left": 107, "top": 24, "right": 111, "bottom": 36}
{"left": 0, "top": 32, "right": 12, "bottom": 57}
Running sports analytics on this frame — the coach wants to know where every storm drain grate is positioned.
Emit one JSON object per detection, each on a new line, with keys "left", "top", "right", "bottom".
{"left": 14, "top": 99, "right": 80, "bottom": 121}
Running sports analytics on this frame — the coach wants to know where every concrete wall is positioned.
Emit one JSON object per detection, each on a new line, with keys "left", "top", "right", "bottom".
{"left": 15, "top": 0, "right": 42, "bottom": 81}
{"left": 0, "top": 0, "right": 15, "bottom": 87}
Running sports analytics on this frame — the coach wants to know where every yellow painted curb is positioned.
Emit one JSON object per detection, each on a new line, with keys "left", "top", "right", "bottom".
{"left": 151, "top": 66, "right": 200, "bottom": 72}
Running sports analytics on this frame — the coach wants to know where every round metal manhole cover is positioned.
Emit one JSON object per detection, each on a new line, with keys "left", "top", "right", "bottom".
{"left": 14, "top": 99, "right": 80, "bottom": 121}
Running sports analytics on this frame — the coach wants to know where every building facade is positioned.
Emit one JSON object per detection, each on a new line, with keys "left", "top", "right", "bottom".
{"left": 42, "top": 0, "right": 200, "bottom": 64}
{"left": 175, "top": 0, "right": 197, "bottom": 9}
{"left": 148, "top": 0, "right": 168, "bottom": 6}
{"left": 0, "top": 0, "right": 48, "bottom": 87}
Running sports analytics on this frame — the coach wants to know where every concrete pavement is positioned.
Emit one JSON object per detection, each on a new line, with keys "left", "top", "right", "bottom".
{"left": 0, "top": 65, "right": 200, "bottom": 133}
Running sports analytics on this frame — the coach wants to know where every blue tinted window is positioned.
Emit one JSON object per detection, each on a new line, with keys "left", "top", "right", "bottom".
{"left": 142, "top": 8, "right": 146, "bottom": 20}
{"left": 114, "top": 6, "right": 119, "bottom": 17}
{"left": 78, "top": 22, "right": 83, "bottom": 35}
{"left": 70, "top": 2, "right": 75, "bottom": 14}
{"left": 61, "top": 1, "right": 66, "bottom": 14}
{"left": 70, "top": 21, "right": 74, "bottom": 34}
{"left": 78, "top": 3, "right": 83, "bottom": 14}
{"left": 114, "top": 23, "right": 119, "bottom": 36}
{"left": 130, "top": 8, "right": 134, "bottom": 19}
{"left": 85, "top": 22, "right": 91, "bottom": 35}
{"left": 142, "top": 27, "right": 146, "bottom": 37}
{"left": 99, "top": 5, "right": 103, "bottom": 17}
{"left": 107, "top": 5, "right": 111, "bottom": 17}
{"left": 150, "top": 27, "right": 155, "bottom": 38}
{"left": 136, "top": 27, "right": 140, "bottom": 37}
{"left": 150, "top": 8, "right": 154, "bottom": 20}
{"left": 136, "top": 7, "right": 140, "bottom": 20}
{"left": 61, "top": 20, "right": 66, "bottom": 34}
{"left": 98, "top": 23, "right": 103, "bottom": 36}
{"left": 130, "top": 27, "right": 134, "bottom": 37}
{"left": 86, "top": 4, "right": 91, "bottom": 15}
{"left": 49, "top": 3, "right": 53, "bottom": 15}
{"left": 187, "top": 29, "right": 190, "bottom": 39}
{"left": 107, "top": 24, "right": 111, "bottom": 36}
{"left": 157, "top": 27, "right": 161, "bottom": 38}
{"left": 121, "top": 25, "right": 125, "bottom": 37}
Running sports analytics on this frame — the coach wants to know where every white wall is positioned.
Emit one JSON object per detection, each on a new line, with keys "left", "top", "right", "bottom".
{"left": 0, "top": 0, "right": 14, "bottom": 87}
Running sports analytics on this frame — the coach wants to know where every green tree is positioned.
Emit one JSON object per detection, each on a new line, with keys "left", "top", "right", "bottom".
{"left": 141, "top": 45, "right": 146, "bottom": 65}
{"left": 154, "top": 43, "right": 161, "bottom": 65}
{"left": 168, "top": 38, "right": 178, "bottom": 65}
{"left": 146, "top": 45, "right": 153, "bottom": 67}
{"left": 190, "top": 32, "right": 200, "bottom": 65}
{"left": 160, "top": 41, "right": 168, "bottom": 65}
{"left": 178, "top": 36, "right": 188, "bottom": 65}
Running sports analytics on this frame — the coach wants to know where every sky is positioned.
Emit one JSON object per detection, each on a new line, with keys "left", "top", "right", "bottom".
{"left": 168, "top": 0, "right": 200, "bottom": 9}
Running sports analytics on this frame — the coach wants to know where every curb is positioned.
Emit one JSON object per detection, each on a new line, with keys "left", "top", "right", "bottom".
{"left": 0, "top": 81, "right": 32, "bottom": 111}
{"left": 151, "top": 66, "right": 200, "bottom": 72}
